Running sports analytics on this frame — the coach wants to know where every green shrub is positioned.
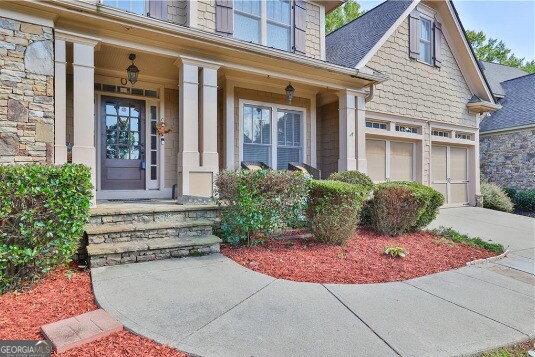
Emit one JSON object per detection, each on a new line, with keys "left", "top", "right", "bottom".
{"left": 0, "top": 164, "right": 93, "bottom": 293}
{"left": 306, "top": 180, "right": 368, "bottom": 245}
{"left": 513, "top": 190, "right": 535, "bottom": 211}
{"left": 328, "top": 170, "right": 374, "bottom": 193}
{"left": 215, "top": 170, "right": 309, "bottom": 245}
{"left": 481, "top": 182, "right": 514, "bottom": 212}
{"left": 370, "top": 181, "right": 444, "bottom": 235}
{"left": 503, "top": 187, "right": 517, "bottom": 200}
{"left": 371, "top": 186, "right": 422, "bottom": 236}
{"left": 429, "top": 226, "right": 504, "bottom": 253}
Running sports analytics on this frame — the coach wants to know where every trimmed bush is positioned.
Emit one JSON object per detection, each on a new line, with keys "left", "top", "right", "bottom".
{"left": 370, "top": 181, "right": 444, "bottom": 235}
{"left": 307, "top": 180, "right": 368, "bottom": 245}
{"left": 481, "top": 182, "right": 514, "bottom": 213}
{"left": 215, "top": 170, "right": 309, "bottom": 245}
{"left": 513, "top": 190, "right": 535, "bottom": 211}
{"left": 0, "top": 164, "right": 93, "bottom": 293}
{"left": 328, "top": 171, "right": 374, "bottom": 194}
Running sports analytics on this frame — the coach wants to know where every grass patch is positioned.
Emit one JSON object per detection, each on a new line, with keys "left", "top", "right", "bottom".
{"left": 428, "top": 227, "right": 504, "bottom": 254}
{"left": 474, "top": 337, "right": 535, "bottom": 357}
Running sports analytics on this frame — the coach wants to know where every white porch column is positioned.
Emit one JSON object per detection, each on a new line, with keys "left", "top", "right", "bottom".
{"left": 355, "top": 94, "right": 367, "bottom": 174}
{"left": 177, "top": 60, "right": 200, "bottom": 200}
{"left": 337, "top": 91, "right": 357, "bottom": 172}
{"left": 54, "top": 39, "right": 67, "bottom": 164}
{"left": 225, "top": 81, "right": 235, "bottom": 170}
{"left": 71, "top": 42, "right": 96, "bottom": 205}
{"left": 200, "top": 66, "right": 220, "bottom": 168}
{"left": 472, "top": 113, "right": 482, "bottom": 206}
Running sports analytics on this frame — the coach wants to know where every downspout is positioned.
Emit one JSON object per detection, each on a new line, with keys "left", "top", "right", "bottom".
{"left": 365, "top": 84, "right": 375, "bottom": 103}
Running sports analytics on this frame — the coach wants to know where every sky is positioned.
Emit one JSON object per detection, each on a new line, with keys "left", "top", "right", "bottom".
{"left": 358, "top": 0, "right": 535, "bottom": 62}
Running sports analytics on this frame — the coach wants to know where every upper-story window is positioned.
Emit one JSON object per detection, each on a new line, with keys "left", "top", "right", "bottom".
{"left": 102, "top": 0, "right": 145, "bottom": 15}
{"left": 234, "top": 0, "right": 262, "bottom": 44}
{"left": 419, "top": 17, "right": 433, "bottom": 64}
{"left": 234, "top": 0, "right": 293, "bottom": 51}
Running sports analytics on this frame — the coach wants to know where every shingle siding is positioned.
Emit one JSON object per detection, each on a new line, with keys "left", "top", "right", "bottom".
{"left": 365, "top": 18, "right": 475, "bottom": 128}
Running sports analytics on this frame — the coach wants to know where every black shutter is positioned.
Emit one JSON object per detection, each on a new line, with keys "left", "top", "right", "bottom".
{"left": 148, "top": 0, "right": 168, "bottom": 21}
{"left": 294, "top": 0, "right": 306, "bottom": 54}
{"left": 433, "top": 20, "right": 442, "bottom": 67}
{"left": 409, "top": 10, "right": 420, "bottom": 59}
{"left": 216, "top": 0, "right": 234, "bottom": 35}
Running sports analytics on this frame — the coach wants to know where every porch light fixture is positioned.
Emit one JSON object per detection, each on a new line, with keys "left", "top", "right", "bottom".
{"left": 285, "top": 82, "right": 295, "bottom": 104}
{"left": 126, "top": 53, "right": 139, "bottom": 85}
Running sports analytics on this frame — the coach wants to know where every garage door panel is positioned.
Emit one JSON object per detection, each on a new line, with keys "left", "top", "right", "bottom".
{"left": 390, "top": 141, "right": 413, "bottom": 181}
{"left": 450, "top": 147, "right": 468, "bottom": 181}
{"left": 366, "top": 139, "right": 386, "bottom": 182}
{"left": 432, "top": 183, "right": 447, "bottom": 199}
{"left": 432, "top": 145, "right": 447, "bottom": 182}
{"left": 451, "top": 183, "right": 468, "bottom": 204}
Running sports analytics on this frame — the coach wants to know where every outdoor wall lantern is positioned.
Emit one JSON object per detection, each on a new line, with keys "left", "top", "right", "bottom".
{"left": 126, "top": 53, "right": 139, "bottom": 85}
{"left": 285, "top": 82, "right": 295, "bottom": 104}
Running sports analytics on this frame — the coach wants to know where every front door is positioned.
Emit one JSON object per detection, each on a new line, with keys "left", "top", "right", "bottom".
{"left": 431, "top": 145, "right": 469, "bottom": 205}
{"left": 101, "top": 96, "right": 146, "bottom": 190}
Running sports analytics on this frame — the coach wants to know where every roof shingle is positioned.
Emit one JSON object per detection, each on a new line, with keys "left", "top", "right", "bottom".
{"left": 480, "top": 73, "right": 535, "bottom": 132}
{"left": 326, "top": 0, "right": 414, "bottom": 69}
{"left": 479, "top": 61, "right": 528, "bottom": 97}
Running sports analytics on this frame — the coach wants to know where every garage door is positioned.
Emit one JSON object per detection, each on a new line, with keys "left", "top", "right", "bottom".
{"left": 366, "top": 139, "right": 414, "bottom": 183}
{"left": 431, "top": 145, "right": 469, "bottom": 205}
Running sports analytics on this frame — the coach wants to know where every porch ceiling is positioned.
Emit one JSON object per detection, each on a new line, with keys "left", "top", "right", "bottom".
{"left": 95, "top": 44, "right": 178, "bottom": 81}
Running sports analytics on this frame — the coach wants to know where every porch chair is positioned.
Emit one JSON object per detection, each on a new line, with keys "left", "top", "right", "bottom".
{"left": 241, "top": 161, "right": 272, "bottom": 171}
{"left": 288, "top": 162, "right": 321, "bottom": 179}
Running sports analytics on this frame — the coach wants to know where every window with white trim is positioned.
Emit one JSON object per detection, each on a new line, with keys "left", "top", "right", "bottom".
{"left": 102, "top": 0, "right": 145, "bottom": 15}
{"left": 366, "top": 121, "right": 388, "bottom": 130}
{"left": 243, "top": 104, "right": 272, "bottom": 164}
{"left": 419, "top": 17, "right": 433, "bottom": 64}
{"left": 277, "top": 109, "right": 302, "bottom": 169}
{"left": 395, "top": 124, "right": 419, "bottom": 134}
{"left": 234, "top": 0, "right": 293, "bottom": 51}
{"left": 455, "top": 132, "right": 472, "bottom": 140}
{"left": 242, "top": 103, "right": 303, "bottom": 169}
{"left": 432, "top": 130, "right": 450, "bottom": 138}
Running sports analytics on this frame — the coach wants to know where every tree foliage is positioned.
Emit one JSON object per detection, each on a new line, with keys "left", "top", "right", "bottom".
{"left": 326, "top": 0, "right": 364, "bottom": 34}
{"left": 466, "top": 30, "right": 534, "bottom": 74}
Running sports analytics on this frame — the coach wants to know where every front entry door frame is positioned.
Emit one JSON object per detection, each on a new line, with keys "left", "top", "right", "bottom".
{"left": 95, "top": 90, "right": 168, "bottom": 200}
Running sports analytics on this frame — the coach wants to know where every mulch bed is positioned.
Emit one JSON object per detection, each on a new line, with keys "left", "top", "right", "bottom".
{"left": 222, "top": 229, "right": 498, "bottom": 284}
{"left": 0, "top": 264, "right": 188, "bottom": 357}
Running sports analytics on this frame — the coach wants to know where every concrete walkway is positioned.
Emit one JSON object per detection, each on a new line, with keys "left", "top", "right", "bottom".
{"left": 93, "top": 253, "right": 535, "bottom": 357}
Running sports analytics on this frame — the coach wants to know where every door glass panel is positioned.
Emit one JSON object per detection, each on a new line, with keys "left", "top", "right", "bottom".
{"left": 130, "top": 117, "right": 139, "bottom": 131}
{"left": 130, "top": 146, "right": 140, "bottom": 160}
{"left": 118, "top": 131, "right": 129, "bottom": 145}
{"left": 366, "top": 139, "right": 386, "bottom": 182}
{"left": 450, "top": 147, "right": 467, "bottom": 181}
{"left": 118, "top": 117, "right": 129, "bottom": 130}
{"left": 118, "top": 146, "right": 129, "bottom": 159}
{"left": 106, "top": 116, "right": 117, "bottom": 129}
{"left": 277, "top": 110, "right": 302, "bottom": 170}
{"left": 131, "top": 132, "right": 140, "bottom": 146}
{"left": 450, "top": 183, "right": 468, "bottom": 204}
{"left": 106, "top": 103, "right": 117, "bottom": 115}
{"left": 106, "top": 145, "right": 117, "bottom": 159}
{"left": 243, "top": 105, "right": 272, "bottom": 165}
{"left": 432, "top": 145, "right": 447, "bottom": 181}
{"left": 390, "top": 141, "right": 413, "bottom": 181}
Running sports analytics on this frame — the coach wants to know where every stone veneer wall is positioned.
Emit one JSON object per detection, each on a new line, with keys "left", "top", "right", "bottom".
{"left": 0, "top": 17, "right": 54, "bottom": 164}
{"left": 480, "top": 128, "right": 535, "bottom": 190}
{"left": 305, "top": 2, "right": 321, "bottom": 60}
{"left": 233, "top": 87, "right": 311, "bottom": 168}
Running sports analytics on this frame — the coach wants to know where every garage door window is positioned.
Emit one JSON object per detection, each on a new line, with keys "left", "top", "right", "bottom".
{"left": 366, "top": 139, "right": 415, "bottom": 183}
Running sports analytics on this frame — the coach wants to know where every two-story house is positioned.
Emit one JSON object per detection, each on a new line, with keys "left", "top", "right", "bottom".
{"left": 0, "top": 0, "right": 499, "bottom": 207}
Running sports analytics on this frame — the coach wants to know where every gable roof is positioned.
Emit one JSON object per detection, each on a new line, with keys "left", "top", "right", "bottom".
{"left": 479, "top": 61, "right": 528, "bottom": 97}
{"left": 480, "top": 73, "right": 535, "bottom": 132}
{"left": 325, "top": 0, "right": 495, "bottom": 104}
{"left": 326, "top": 0, "right": 414, "bottom": 69}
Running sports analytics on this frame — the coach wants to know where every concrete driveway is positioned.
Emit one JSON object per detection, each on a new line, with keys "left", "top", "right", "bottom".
{"left": 93, "top": 253, "right": 535, "bottom": 357}
{"left": 429, "top": 207, "right": 535, "bottom": 275}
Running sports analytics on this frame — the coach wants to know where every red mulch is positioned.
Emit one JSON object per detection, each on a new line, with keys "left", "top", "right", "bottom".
{"left": 0, "top": 264, "right": 188, "bottom": 357}
{"left": 222, "top": 229, "right": 497, "bottom": 284}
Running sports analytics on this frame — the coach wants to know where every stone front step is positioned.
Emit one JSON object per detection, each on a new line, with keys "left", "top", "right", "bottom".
{"left": 84, "top": 201, "right": 223, "bottom": 267}
{"left": 88, "top": 235, "right": 222, "bottom": 268}
{"left": 89, "top": 203, "right": 220, "bottom": 225}
{"left": 86, "top": 219, "right": 216, "bottom": 244}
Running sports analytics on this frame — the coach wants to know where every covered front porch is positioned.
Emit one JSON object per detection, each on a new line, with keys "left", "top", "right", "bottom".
{"left": 54, "top": 30, "right": 378, "bottom": 206}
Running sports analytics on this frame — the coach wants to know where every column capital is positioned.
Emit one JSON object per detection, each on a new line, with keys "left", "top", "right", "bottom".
{"left": 55, "top": 30, "right": 100, "bottom": 49}
{"left": 174, "top": 55, "right": 221, "bottom": 70}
